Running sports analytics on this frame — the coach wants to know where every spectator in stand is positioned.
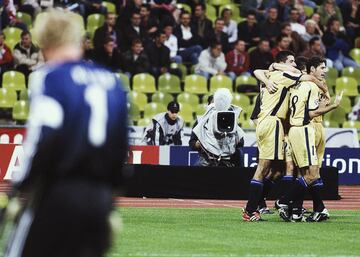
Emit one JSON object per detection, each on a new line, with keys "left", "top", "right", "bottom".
{"left": 145, "top": 31, "right": 181, "bottom": 78}
{"left": 174, "top": 11, "right": 202, "bottom": 64}
{"left": 260, "top": 7, "right": 281, "bottom": 45}
{"left": 310, "top": 13, "right": 325, "bottom": 35}
{"left": 93, "top": 12, "right": 120, "bottom": 51}
{"left": 191, "top": 3, "right": 214, "bottom": 49}
{"left": 212, "top": 18, "right": 230, "bottom": 54}
{"left": 0, "top": 32, "right": 14, "bottom": 77}
{"left": 195, "top": 42, "right": 235, "bottom": 80}
{"left": 288, "top": 7, "right": 306, "bottom": 35}
{"left": 117, "top": 0, "right": 142, "bottom": 26}
{"left": 249, "top": 39, "right": 274, "bottom": 71}
{"left": 270, "top": 0, "right": 291, "bottom": 22}
{"left": 225, "top": 40, "right": 250, "bottom": 77}
{"left": 341, "top": 0, "right": 360, "bottom": 45}
{"left": 94, "top": 37, "right": 122, "bottom": 71}
{"left": 271, "top": 33, "right": 291, "bottom": 57}
{"left": 18, "top": 0, "right": 42, "bottom": 18}
{"left": 221, "top": 8, "right": 238, "bottom": 46}
{"left": 147, "top": 0, "right": 176, "bottom": 26}
{"left": 79, "top": 0, "right": 107, "bottom": 18}
{"left": 281, "top": 22, "right": 307, "bottom": 55}
{"left": 121, "top": 11, "right": 146, "bottom": 52}
{"left": 318, "top": 0, "right": 344, "bottom": 27}
{"left": 83, "top": 33, "right": 95, "bottom": 62}
{"left": 13, "top": 30, "right": 43, "bottom": 78}
{"left": 1, "top": 0, "right": 28, "bottom": 31}
{"left": 240, "top": 0, "right": 267, "bottom": 21}
{"left": 164, "top": 24, "right": 182, "bottom": 63}
{"left": 323, "top": 17, "right": 360, "bottom": 70}
{"left": 140, "top": 4, "right": 159, "bottom": 43}
{"left": 302, "top": 19, "right": 324, "bottom": 42}
{"left": 238, "top": 10, "right": 261, "bottom": 48}
{"left": 122, "top": 38, "right": 150, "bottom": 77}
{"left": 302, "top": 36, "right": 333, "bottom": 67}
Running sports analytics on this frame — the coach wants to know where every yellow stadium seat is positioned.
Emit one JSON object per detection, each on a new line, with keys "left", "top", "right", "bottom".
{"left": 342, "top": 67, "right": 360, "bottom": 85}
{"left": 303, "top": 6, "right": 314, "bottom": 17}
{"left": 12, "top": 100, "right": 29, "bottom": 122}
{"left": 86, "top": 13, "right": 105, "bottom": 38}
{"left": 322, "top": 119, "right": 339, "bottom": 128}
{"left": 326, "top": 67, "right": 338, "bottom": 87}
{"left": 177, "top": 92, "right": 200, "bottom": 105}
{"left": 324, "top": 107, "right": 347, "bottom": 125}
{"left": 102, "top": 1, "right": 116, "bottom": 13}
{"left": 143, "top": 102, "right": 167, "bottom": 118}
{"left": 115, "top": 73, "right": 130, "bottom": 91}
{"left": 205, "top": 4, "right": 217, "bottom": 22}
{"left": 127, "top": 102, "right": 141, "bottom": 122}
{"left": 16, "top": 12, "right": 32, "bottom": 29}
{"left": 343, "top": 120, "right": 360, "bottom": 129}
{"left": 158, "top": 73, "right": 181, "bottom": 93}
{"left": 137, "top": 117, "right": 152, "bottom": 126}
{"left": 209, "top": 0, "right": 232, "bottom": 6}
{"left": 2, "top": 71, "right": 26, "bottom": 91}
{"left": 19, "top": 89, "right": 29, "bottom": 100}
{"left": 0, "top": 88, "right": 17, "bottom": 108}
{"left": 179, "top": 103, "right": 194, "bottom": 124}
{"left": 218, "top": 4, "right": 240, "bottom": 18}
{"left": 349, "top": 48, "right": 360, "bottom": 65}
{"left": 209, "top": 75, "right": 233, "bottom": 92}
{"left": 195, "top": 103, "right": 207, "bottom": 116}
{"left": 127, "top": 91, "right": 147, "bottom": 111}
{"left": 170, "top": 63, "right": 187, "bottom": 82}
{"left": 241, "top": 119, "right": 256, "bottom": 129}
{"left": 151, "top": 91, "right": 174, "bottom": 104}
{"left": 232, "top": 93, "right": 250, "bottom": 108}
{"left": 176, "top": 3, "right": 192, "bottom": 13}
{"left": 331, "top": 95, "right": 352, "bottom": 113}
{"left": 184, "top": 74, "right": 208, "bottom": 95}
{"left": 335, "top": 77, "right": 358, "bottom": 96}
{"left": 132, "top": 73, "right": 156, "bottom": 93}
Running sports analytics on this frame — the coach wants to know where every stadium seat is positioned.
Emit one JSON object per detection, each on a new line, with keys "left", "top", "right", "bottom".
{"left": 127, "top": 102, "right": 141, "bottom": 122}
{"left": 342, "top": 67, "right": 360, "bottom": 85}
{"left": 232, "top": 93, "right": 250, "bottom": 107}
{"left": 0, "top": 88, "right": 17, "bottom": 108}
{"left": 12, "top": 100, "right": 29, "bottom": 122}
{"left": 137, "top": 117, "right": 152, "bottom": 126}
{"left": 218, "top": 4, "right": 240, "bottom": 19}
{"left": 143, "top": 102, "right": 167, "bottom": 118}
{"left": 335, "top": 77, "right": 358, "bottom": 96}
{"left": 151, "top": 91, "right": 174, "bottom": 104}
{"left": 326, "top": 67, "right": 338, "bottom": 87}
{"left": 349, "top": 48, "right": 360, "bottom": 65}
{"left": 19, "top": 89, "right": 29, "bottom": 100}
{"left": 322, "top": 119, "right": 339, "bottom": 128}
{"left": 132, "top": 73, "right": 156, "bottom": 93}
{"left": 184, "top": 74, "right": 208, "bottom": 95}
{"left": 242, "top": 104, "right": 255, "bottom": 119}
{"left": 127, "top": 91, "right": 148, "bottom": 111}
{"left": 331, "top": 95, "right": 352, "bottom": 113}
{"left": 205, "top": 4, "right": 217, "bottom": 22}
{"left": 86, "top": 13, "right": 105, "bottom": 38}
{"left": 325, "top": 107, "right": 347, "bottom": 125}
{"left": 235, "top": 75, "right": 258, "bottom": 93}
{"left": 2, "top": 71, "right": 26, "bottom": 91}
{"left": 115, "top": 73, "right": 130, "bottom": 91}
{"left": 209, "top": 0, "right": 232, "bottom": 6}
{"left": 16, "top": 12, "right": 32, "bottom": 29}
{"left": 171, "top": 63, "right": 187, "bottom": 82}
{"left": 303, "top": 6, "right": 314, "bottom": 17}
{"left": 3, "top": 27, "right": 22, "bottom": 50}
{"left": 102, "top": 1, "right": 116, "bottom": 13}
{"left": 158, "top": 73, "right": 182, "bottom": 93}
{"left": 195, "top": 103, "right": 207, "bottom": 116}
{"left": 176, "top": 3, "right": 192, "bottom": 13}
{"left": 177, "top": 92, "right": 200, "bottom": 105}
{"left": 179, "top": 103, "right": 194, "bottom": 124}
{"left": 209, "top": 75, "right": 233, "bottom": 92}
{"left": 241, "top": 119, "right": 256, "bottom": 129}
{"left": 343, "top": 120, "right": 360, "bottom": 129}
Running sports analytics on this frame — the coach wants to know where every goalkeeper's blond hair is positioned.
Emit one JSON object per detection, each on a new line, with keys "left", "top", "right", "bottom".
{"left": 33, "top": 9, "right": 85, "bottom": 50}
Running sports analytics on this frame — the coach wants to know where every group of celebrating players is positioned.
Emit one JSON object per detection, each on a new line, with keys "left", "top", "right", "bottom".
{"left": 242, "top": 50, "right": 343, "bottom": 222}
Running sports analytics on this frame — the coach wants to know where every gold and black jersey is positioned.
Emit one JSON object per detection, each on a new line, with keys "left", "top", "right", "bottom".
{"left": 257, "top": 70, "right": 302, "bottom": 123}
{"left": 289, "top": 81, "right": 319, "bottom": 126}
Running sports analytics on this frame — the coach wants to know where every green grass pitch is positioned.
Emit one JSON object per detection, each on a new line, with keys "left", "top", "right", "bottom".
{"left": 108, "top": 208, "right": 360, "bottom": 257}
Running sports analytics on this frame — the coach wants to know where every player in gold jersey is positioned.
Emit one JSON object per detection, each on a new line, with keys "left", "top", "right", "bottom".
{"left": 243, "top": 51, "right": 329, "bottom": 221}
{"left": 277, "top": 57, "right": 343, "bottom": 222}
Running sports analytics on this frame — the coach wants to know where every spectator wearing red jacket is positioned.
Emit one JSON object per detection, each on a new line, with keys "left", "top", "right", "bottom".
{"left": 225, "top": 40, "right": 250, "bottom": 77}
{"left": 0, "top": 32, "right": 14, "bottom": 76}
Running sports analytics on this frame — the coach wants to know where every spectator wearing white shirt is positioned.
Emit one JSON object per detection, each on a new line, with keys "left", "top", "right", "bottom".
{"left": 221, "top": 8, "right": 238, "bottom": 45}
{"left": 164, "top": 24, "right": 182, "bottom": 63}
{"left": 195, "top": 42, "right": 235, "bottom": 81}
{"left": 288, "top": 8, "right": 306, "bottom": 35}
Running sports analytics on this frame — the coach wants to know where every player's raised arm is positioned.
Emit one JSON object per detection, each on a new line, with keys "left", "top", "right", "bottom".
{"left": 269, "top": 63, "right": 301, "bottom": 74}
{"left": 253, "top": 69, "right": 278, "bottom": 93}
{"left": 300, "top": 74, "right": 329, "bottom": 97}
{"left": 309, "top": 90, "right": 343, "bottom": 119}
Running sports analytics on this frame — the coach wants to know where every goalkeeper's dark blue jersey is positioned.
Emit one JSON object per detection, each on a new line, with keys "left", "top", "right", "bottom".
{"left": 15, "top": 61, "right": 128, "bottom": 190}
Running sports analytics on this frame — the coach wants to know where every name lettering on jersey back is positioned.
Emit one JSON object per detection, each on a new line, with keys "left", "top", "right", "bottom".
{"left": 71, "top": 66, "right": 116, "bottom": 89}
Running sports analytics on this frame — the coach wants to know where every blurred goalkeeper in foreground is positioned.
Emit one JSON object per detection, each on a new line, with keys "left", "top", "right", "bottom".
{"left": 2, "top": 9, "right": 128, "bottom": 257}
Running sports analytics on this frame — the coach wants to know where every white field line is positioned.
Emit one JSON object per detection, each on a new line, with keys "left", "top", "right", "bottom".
{"left": 110, "top": 253, "right": 359, "bottom": 257}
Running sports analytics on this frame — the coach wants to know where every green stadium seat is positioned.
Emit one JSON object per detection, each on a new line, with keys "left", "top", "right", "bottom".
{"left": 235, "top": 75, "right": 258, "bottom": 93}
{"left": 2, "top": 71, "right": 26, "bottom": 91}
{"left": 151, "top": 91, "right": 174, "bottom": 104}
{"left": 209, "top": 0, "right": 232, "bottom": 6}
{"left": 322, "top": 119, "right": 339, "bottom": 128}
{"left": 127, "top": 102, "right": 141, "bottom": 122}
{"left": 232, "top": 93, "right": 250, "bottom": 108}
{"left": 158, "top": 73, "right": 182, "bottom": 93}
{"left": 0, "top": 88, "right": 17, "bottom": 108}
{"left": 16, "top": 12, "right": 32, "bottom": 29}
{"left": 326, "top": 67, "right": 338, "bottom": 87}
{"left": 195, "top": 103, "right": 207, "bottom": 116}
{"left": 242, "top": 104, "right": 255, "bottom": 119}
{"left": 335, "top": 77, "right": 358, "bottom": 96}
{"left": 102, "top": 1, "right": 116, "bottom": 13}
{"left": 143, "top": 102, "right": 167, "bottom": 118}
{"left": 324, "top": 107, "right": 347, "bottom": 125}
{"left": 179, "top": 103, "right": 194, "bottom": 124}
{"left": 205, "top": 4, "right": 217, "bottom": 22}
{"left": 331, "top": 95, "right": 352, "bottom": 113}
{"left": 3, "top": 27, "right": 22, "bottom": 50}
{"left": 184, "top": 74, "right": 208, "bottom": 95}
{"left": 349, "top": 48, "right": 360, "bottom": 65}
{"left": 342, "top": 67, "right": 360, "bottom": 85}
{"left": 137, "top": 117, "right": 152, "bottom": 126}
{"left": 132, "top": 73, "right": 156, "bottom": 93}
{"left": 177, "top": 92, "right": 200, "bottom": 105}
{"left": 303, "top": 6, "right": 314, "bottom": 17}
{"left": 86, "top": 13, "right": 105, "bottom": 38}
{"left": 115, "top": 73, "right": 130, "bottom": 91}
{"left": 218, "top": 4, "right": 240, "bottom": 19}
{"left": 19, "top": 89, "right": 29, "bottom": 101}
{"left": 176, "top": 3, "right": 192, "bottom": 13}
{"left": 343, "top": 120, "right": 360, "bottom": 129}
{"left": 241, "top": 119, "right": 256, "bottom": 129}
{"left": 209, "top": 75, "right": 233, "bottom": 93}
{"left": 12, "top": 100, "right": 29, "bottom": 122}
{"left": 127, "top": 91, "right": 147, "bottom": 111}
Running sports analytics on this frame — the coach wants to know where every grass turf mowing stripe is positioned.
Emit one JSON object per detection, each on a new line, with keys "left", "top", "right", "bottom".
{"left": 108, "top": 208, "right": 360, "bottom": 257}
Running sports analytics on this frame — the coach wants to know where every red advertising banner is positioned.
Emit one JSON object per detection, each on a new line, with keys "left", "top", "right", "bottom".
{"left": 0, "top": 144, "right": 23, "bottom": 181}
{"left": 128, "top": 145, "right": 160, "bottom": 165}
{"left": 0, "top": 128, "right": 26, "bottom": 144}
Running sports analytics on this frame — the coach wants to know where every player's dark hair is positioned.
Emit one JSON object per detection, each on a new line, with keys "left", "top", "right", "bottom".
{"left": 21, "top": 30, "right": 31, "bottom": 38}
{"left": 220, "top": 8, "right": 232, "bottom": 18}
{"left": 131, "top": 38, "right": 142, "bottom": 46}
{"left": 210, "top": 41, "right": 221, "bottom": 49}
{"left": 306, "top": 56, "right": 326, "bottom": 74}
{"left": 295, "top": 56, "right": 308, "bottom": 72}
{"left": 275, "top": 50, "right": 294, "bottom": 63}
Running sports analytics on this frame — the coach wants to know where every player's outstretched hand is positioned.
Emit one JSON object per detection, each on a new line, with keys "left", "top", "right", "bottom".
{"left": 266, "top": 81, "right": 278, "bottom": 94}
{"left": 334, "top": 90, "right": 343, "bottom": 107}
